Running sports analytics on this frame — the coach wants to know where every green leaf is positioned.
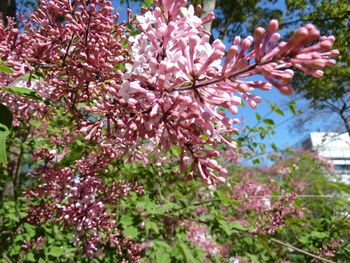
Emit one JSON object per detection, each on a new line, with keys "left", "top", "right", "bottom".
{"left": 270, "top": 103, "right": 285, "bottom": 116}
{"left": 23, "top": 223, "right": 36, "bottom": 238}
{"left": 230, "top": 221, "right": 248, "bottom": 231}
{"left": 120, "top": 215, "right": 133, "bottom": 227}
{"left": 243, "top": 237, "right": 254, "bottom": 246}
{"left": 0, "top": 103, "right": 12, "bottom": 129}
{"left": 0, "top": 124, "right": 10, "bottom": 163}
{"left": 177, "top": 243, "right": 200, "bottom": 263}
{"left": 298, "top": 236, "right": 309, "bottom": 244}
{"left": 0, "top": 65, "right": 13, "bottom": 73}
{"left": 123, "top": 226, "right": 139, "bottom": 238}
{"left": 171, "top": 145, "right": 182, "bottom": 156}
{"left": 156, "top": 251, "right": 171, "bottom": 263}
{"left": 200, "top": 134, "right": 209, "bottom": 140}
{"left": 153, "top": 240, "right": 171, "bottom": 249}
{"left": 2, "top": 86, "right": 42, "bottom": 101}
{"left": 218, "top": 220, "right": 233, "bottom": 235}
{"left": 310, "top": 231, "right": 329, "bottom": 239}
{"left": 48, "top": 247, "right": 64, "bottom": 257}
{"left": 29, "top": 120, "right": 40, "bottom": 127}
{"left": 252, "top": 159, "right": 260, "bottom": 164}
{"left": 216, "top": 190, "right": 233, "bottom": 205}
{"left": 255, "top": 113, "right": 261, "bottom": 121}
{"left": 275, "top": 108, "right": 284, "bottom": 116}
{"left": 271, "top": 143, "right": 278, "bottom": 152}
{"left": 258, "top": 143, "right": 266, "bottom": 151}
{"left": 145, "top": 221, "right": 159, "bottom": 234}
{"left": 26, "top": 252, "right": 36, "bottom": 262}
{"left": 262, "top": 119, "right": 275, "bottom": 126}
{"left": 258, "top": 235, "right": 276, "bottom": 259}
{"left": 288, "top": 102, "right": 296, "bottom": 115}
{"left": 247, "top": 254, "right": 259, "bottom": 262}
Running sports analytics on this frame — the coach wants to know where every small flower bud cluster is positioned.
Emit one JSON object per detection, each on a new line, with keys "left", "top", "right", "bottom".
{"left": 312, "top": 240, "right": 339, "bottom": 263}
{"left": 232, "top": 179, "right": 274, "bottom": 212}
{"left": 256, "top": 193, "right": 303, "bottom": 234}
{"left": 185, "top": 220, "right": 228, "bottom": 258}
{"left": 229, "top": 171, "right": 303, "bottom": 234}
{"left": 25, "top": 149, "right": 143, "bottom": 259}
{"left": 0, "top": 75, "right": 47, "bottom": 126}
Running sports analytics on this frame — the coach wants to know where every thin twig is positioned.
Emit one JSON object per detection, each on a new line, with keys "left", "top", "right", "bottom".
{"left": 172, "top": 54, "right": 280, "bottom": 93}
{"left": 270, "top": 237, "right": 337, "bottom": 263}
{"left": 13, "top": 132, "right": 28, "bottom": 200}
{"left": 172, "top": 63, "right": 257, "bottom": 92}
{"left": 84, "top": 11, "right": 92, "bottom": 47}
{"left": 2, "top": 253, "right": 13, "bottom": 263}
{"left": 62, "top": 34, "right": 75, "bottom": 67}
{"left": 280, "top": 12, "right": 350, "bottom": 27}
{"left": 248, "top": 195, "right": 335, "bottom": 199}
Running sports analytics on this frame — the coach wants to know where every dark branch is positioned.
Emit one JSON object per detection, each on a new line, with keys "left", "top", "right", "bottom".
{"left": 280, "top": 11, "right": 350, "bottom": 27}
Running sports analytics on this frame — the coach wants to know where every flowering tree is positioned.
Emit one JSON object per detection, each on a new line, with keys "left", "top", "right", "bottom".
{"left": 0, "top": 0, "right": 344, "bottom": 262}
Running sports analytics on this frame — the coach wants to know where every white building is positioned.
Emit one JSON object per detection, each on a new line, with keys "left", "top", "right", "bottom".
{"left": 295, "top": 132, "right": 350, "bottom": 184}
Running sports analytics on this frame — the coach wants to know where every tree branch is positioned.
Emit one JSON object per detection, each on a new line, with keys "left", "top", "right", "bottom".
{"left": 172, "top": 62, "right": 258, "bottom": 92}
{"left": 280, "top": 11, "right": 350, "bottom": 27}
{"left": 270, "top": 238, "right": 336, "bottom": 263}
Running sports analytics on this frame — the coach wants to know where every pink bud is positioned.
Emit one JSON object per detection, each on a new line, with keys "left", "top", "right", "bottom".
{"left": 268, "top": 20, "right": 279, "bottom": 34}
{"left": 292, "top": 27, "right": 308, "bottom": 43}
{"left": 278, "top": 85, "right": 294, "bottom": 95}
{"left": 254, "top": 27, "right": 265, "bottom": 42}
{"left": 241, "top": 36, "right": 253, "bottom": 52}
{"left": 254, "top": 96, "right": 262, "bottom": 103}
{"left": 330, "top": 50, "right": 340, "bottom": 56}
{"left": 233, "top": 36, "right": 241, "bottom": 45}
{"left": 308, "top": 59, "right": 326, "bottom": 70}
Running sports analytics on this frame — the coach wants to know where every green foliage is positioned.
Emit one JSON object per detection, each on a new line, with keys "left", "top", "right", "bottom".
{"left": 1, "top": 118, "right": 350, "bottom": 262}
{"left": 0, "top": 104, "right": 12, "bottom": 163}
{"left": 208, "top": 0, "right": 283, "bottom": 40}
{"left": 0, "top": 103, "right": 13, "bottom": 130}
{"left": 288, "top": 0, "right": 349, "bottom": 95}
{"left": 2, "top": 86, "right": 43, "bottom": 101}
{"left": 282, "top": 0, "right": 350, "bottom": 134}
{"left": 0, "top": 65, "right": 13, "bottom": 74}
{"left": 0, "top": 124, "right": 10, "bottom": 163}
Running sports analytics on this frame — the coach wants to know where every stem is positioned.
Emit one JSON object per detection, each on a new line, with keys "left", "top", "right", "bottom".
{"left": 280, "top": 11, "right": 350, "bottom": 27}
{"left": 13, "top": 132, "right": 28, "bottom": 200}
{"left": 248, "top": 195, "right": 335, "bottom": 199}
{"left": 171, "top": 199, "right": 221, "bottom": 213}
{"left": 270, "top": 238, "right": 336, "bottom": 263}
{"left": 85, "top": 11, "right": 92, "bottom": 47}
{"left": 172, "top": 57, "right": 275, "bottom": 93}
{"left": 339, "top": 102, "right": 350, "bottom": 137}
{"left": 2, "top": 253, "right": 13, "bottom": 263}
{"left": 172, "top": 63, "right": 258, "bottom": 92}
{"left": 62, "top": 34, "right": 75, "bottom": 67}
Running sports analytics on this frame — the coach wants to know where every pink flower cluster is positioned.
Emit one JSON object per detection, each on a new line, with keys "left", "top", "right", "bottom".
{"left": 25, "top": 149, "right": 143, "bottom": 260}
{"left": 0, "top": 73, "right": 47, "bottom": 126}
{"left": 22, "top": 236, "right": 45, "bottom": 251}
{"left": 231, "top": 173, "right": 303, "bottom": 234}
{"left": 256, "top": 193, "right": 303, "bottom": 234}
{"left": 185, "top": 220, "right": 228, "bottom": 259}
{"left": 232, "top": 179, "right": 275, "bottom": 212}
{"left": 308, "top": 151, "right": 335, "bottom": 172}
{"left": 0, "top": 0, "right": 338, "bottom": 185}
{"left": 312, "top": 240, "right": 339, "bottom": 262}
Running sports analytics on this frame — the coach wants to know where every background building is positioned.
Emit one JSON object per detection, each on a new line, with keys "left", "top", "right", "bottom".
{"left": 295, "top": 132, "right": 350, "bottom": 184}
